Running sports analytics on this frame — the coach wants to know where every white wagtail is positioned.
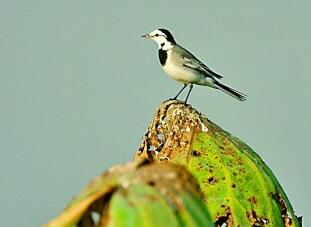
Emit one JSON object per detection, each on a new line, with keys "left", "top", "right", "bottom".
{"left": 142, "top": 28, "right": 246, "bottom": 103}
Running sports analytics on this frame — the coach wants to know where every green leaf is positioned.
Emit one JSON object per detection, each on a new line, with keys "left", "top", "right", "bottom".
{"left": 136, "top": 100, "right": 301, "bottom": 227}
{"left": 44, "top": 161, "right": 214, "bottom": 227}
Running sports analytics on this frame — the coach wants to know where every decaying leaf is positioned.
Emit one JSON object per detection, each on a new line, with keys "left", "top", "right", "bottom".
{"left": 44, "top": 160, "right": 214, "bottom": 227}
{"left": 135, "top": 100, "right": 301, "bottom": 227}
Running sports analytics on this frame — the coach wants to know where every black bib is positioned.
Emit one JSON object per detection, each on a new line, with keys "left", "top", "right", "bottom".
{"left": 158, "top": 49, "right": 167, "bottom": 66}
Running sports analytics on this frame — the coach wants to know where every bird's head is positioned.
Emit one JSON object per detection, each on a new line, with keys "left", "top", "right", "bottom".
{"left": 142, "top": 28, "right": 176, "bottom": 50}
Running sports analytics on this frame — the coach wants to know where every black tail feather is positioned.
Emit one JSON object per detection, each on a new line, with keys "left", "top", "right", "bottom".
{"left": 214, "top": 81, "right": 246, "bottom": 101}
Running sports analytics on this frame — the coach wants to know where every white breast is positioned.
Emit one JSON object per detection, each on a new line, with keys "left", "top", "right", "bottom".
{"left": 163, "top": 50, "right": 207, "bottom": 85}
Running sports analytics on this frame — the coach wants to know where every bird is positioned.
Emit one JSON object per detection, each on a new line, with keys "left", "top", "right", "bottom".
{"left": 142, "top": 28, "right": 246, "bottom": 103}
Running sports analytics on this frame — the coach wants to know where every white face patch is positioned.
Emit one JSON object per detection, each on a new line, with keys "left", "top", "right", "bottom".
{"left": 147, "top": 29, "right": 174, "bottom": 50}
{"left": 149, "top": 29, "right": 166, "bottom": 38}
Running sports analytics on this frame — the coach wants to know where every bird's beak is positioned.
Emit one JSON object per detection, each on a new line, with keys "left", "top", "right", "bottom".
{"left": 141, "top": 34, "right": 150, "bottom": 38}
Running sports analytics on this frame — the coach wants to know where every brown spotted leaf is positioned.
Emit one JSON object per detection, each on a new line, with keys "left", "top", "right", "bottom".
{"left": 135, "top": 100, "right": 301, "bottom": 227}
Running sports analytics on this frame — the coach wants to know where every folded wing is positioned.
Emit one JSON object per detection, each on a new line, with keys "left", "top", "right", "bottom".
{"left": 178, "top": 46, "right": 223, "bottom": 80}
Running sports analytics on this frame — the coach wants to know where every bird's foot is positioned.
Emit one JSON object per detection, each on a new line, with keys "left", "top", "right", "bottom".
{"left": 182, "top": 99, "right": 191, "bottom": 106}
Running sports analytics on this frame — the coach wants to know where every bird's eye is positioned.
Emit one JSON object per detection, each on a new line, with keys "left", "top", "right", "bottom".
{"left": 155, "top": 34, "right": 159, "bottom": 37}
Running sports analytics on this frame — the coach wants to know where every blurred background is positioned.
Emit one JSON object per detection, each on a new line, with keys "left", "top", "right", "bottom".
{"left": 0, "top": 1, "right": 310, "bottom": 226}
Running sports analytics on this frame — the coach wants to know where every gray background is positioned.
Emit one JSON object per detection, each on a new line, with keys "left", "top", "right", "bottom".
{"left": 0, "top": 1, "right": 310, "bottom": 226}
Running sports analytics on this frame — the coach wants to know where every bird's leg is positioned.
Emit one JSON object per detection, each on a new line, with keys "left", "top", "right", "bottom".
{"left": 171, "top": 84, "right": 187, "bottom": 100}
{"left": 184, "top": 84, "right": 193, "bottom": 104}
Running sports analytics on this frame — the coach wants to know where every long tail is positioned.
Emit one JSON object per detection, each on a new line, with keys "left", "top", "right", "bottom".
{"left": 214, "top": 80, "right": 246, "bottom": 101}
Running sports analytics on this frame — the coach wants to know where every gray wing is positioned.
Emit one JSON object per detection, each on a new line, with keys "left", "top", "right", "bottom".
{"left": 176, "top": 45, "right": 223, "bottom": 79}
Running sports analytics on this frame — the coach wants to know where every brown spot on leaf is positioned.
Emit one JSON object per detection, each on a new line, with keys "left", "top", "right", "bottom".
{"left": 148, "top": 181, "right": 156, "bottom": 186}
{"left": 191, "top": 150, "right": 201, "bottom": 156}
{"left": 215, "top": 207, "right": 233, "bottom": 227}
{"left": 247, "top": 210, "right": 269, "bottom": 226}
{"left": 239, "top": 168, "right": 246, "bottom": 174}
{"left": 272, "top": 192, "right": 299, "bottom": 227}
{"left": 248, "top": 196, "right": 257, "bottom": 205}
{"left": 208, "top": 177, "right": 217, "bottom": 184}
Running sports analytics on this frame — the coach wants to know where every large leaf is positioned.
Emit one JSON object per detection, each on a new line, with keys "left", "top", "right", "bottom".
{"left": 44, "top": 161, "right": 214, "bottom": 227}
{"left": 135, "top": 100, "right": 301, "bottom": 227}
